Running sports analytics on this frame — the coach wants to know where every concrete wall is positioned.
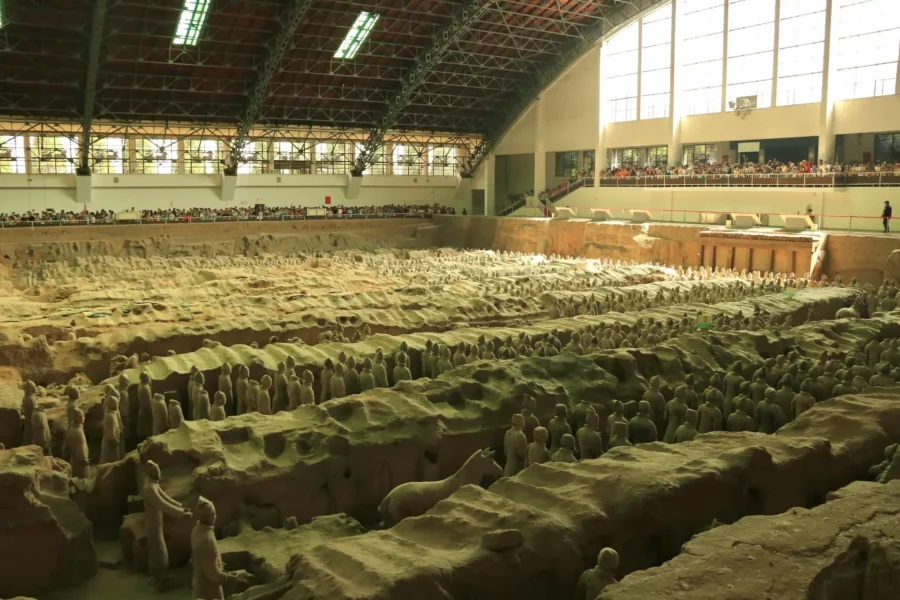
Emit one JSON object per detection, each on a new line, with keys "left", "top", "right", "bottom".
{"left": 554, "top": 186, "right": 897, "bottom": 232}
{"left": 0, "top": 173, "right": 468, "bottom": 214}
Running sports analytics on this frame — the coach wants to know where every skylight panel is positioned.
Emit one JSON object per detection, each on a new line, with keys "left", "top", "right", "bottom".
{"left": 173, "top": 0, "right": 211, "bottom": 46}
{"left": 0, "top": 0, "right": 8, "bottom": 29}
{"left": 334, "top": 11, "right": 380, "bottom": 59}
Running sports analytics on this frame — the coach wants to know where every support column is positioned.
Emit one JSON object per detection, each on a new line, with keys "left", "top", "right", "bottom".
{"left": 596, "top": 46, "right": 607, "bottom": 178}
{"left": 772, "top": 0, "right": 781, "bottom": 107}
{"left": 669, "top": 0, "right": 682, "bottom": 166}
{"left": 485, "top": 154, "right": 496, "bottom": 215}
{"left": 534, "top": 96, "right": 547, "bottom": 193}
{"left": 128, "top": 137, "right": 136, "bottom": 174}
{"left": 23, "top": 134, "right": 32, "bottom": 174}
{"left": 177, "top": 139, "right": 186, "bottom": 174}
{"left": 267, "top": 139, "right": 275, "bottom": 174}
{"left": 819, "top": 0, "right": 836, "bottom": 163}
{"left": 636, "top": 16, "right": 643, "bottom": 121}
{"left": 721, "top": 0, "right": 730, "bottom": 112}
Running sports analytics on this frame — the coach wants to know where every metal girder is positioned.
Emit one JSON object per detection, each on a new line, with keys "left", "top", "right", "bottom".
{"left": 227, "top": 0, "right": 313, "bottom": 173}
{"left": 79, "top": 0, "right": 108, "bottom": 174}
{"left": 462, "top": 0, "right": 666, "bottom": 176}
{"left": 353, "top": 0, "right": 497, "bottom": 175}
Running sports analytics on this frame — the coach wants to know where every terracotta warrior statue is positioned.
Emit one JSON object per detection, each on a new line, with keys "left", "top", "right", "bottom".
{"left": 575, "top": 547, "right": 619, "bottom": 600}
{"left": 151, "top": 393, "right": 169, "bottom": 434}
{"left": 235, "top": 365, "right": 250, "bottom": 415}
{"left": 576, "top": 410, "right": 604, "bottom": 460}
{"left": 392, "top": 352, "right": 412, "bottom": 384}
{"left": 257, "top": 375, "right": 273, "bottom": 415}
{"left": 64, "top": 407, "right": 89, "bottom": 478}
{"left": 503, "top": 414, "right": 528, "bottom": 477}
{"left": 21, "top": 380, "right": 37, "bottom": 445}
{"left": 143, "top": 460, "right": 191, "bottom": 591}
{"left": 217, "top": 363, "right": 234, "bottom": 415}
{"left": 359, "top": 358, "right": 376, "bottom": 392}
{"left": 100, "top": 394, "right": 122, "bottom": 465}
{"left": 138, "top": 371, "right": 155, "bottom": 440}
{"left": 551, "top": 433, "right": 578, "bottom": 463}
{"left": 191, "top": 497, "right": 232, "bottom": 600}
{"left": 548, "top": 404, "right": 573, "bottom": 455}
{"left": 526, "top": 426, "right": 552, "bottom": 466}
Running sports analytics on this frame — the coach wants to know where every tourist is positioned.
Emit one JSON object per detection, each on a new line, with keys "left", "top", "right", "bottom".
{"left": 883, "top": 201, "right": 892, "bottom": 233}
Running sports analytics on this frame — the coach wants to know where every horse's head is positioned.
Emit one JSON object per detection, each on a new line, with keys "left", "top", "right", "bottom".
{"left": 466, "top": 448, "right": 503, "bottom": 483}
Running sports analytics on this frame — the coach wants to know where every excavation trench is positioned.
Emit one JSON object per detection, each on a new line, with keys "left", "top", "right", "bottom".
{"left": 81, "top": 290, "right": 879, "bottom": 585}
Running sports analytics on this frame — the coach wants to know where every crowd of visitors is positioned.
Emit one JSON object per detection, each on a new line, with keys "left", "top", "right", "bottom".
{"left": 0, "top": 203, "right": 458, "bottom": 224}
{"left": 601, "top": 159, "right": 900, "bottom": 178}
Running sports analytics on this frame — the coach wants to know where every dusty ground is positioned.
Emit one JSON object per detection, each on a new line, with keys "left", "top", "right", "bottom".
{"left": 1, "top": 220, "right": 898, "bottom": 600}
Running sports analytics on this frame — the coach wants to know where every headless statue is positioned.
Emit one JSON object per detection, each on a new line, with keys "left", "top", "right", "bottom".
{"left": 143, "top": 460, "right": 191, "bottom": 591}
{"left": 526, "top": 425, "right": 552, "bottom": 466}
{"left": 100, "top": 394, "right": 122, "bottom": 465}
{"left": 503, "top": 414, "right": 528, "bottom": 477}
{"left": 235, "top": 365, "right": 250, "bottom": 415}
{"left": 64, "top": 408, "right": 89, "bottom": 478}
{"left": 138, "top": 371, "right": 155, "bottom": 440}
{"left": 575, "top": 548, "right": 619, "bottom": 600}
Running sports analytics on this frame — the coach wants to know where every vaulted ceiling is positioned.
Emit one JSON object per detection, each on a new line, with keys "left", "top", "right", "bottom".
{"left": 0, "top": 0, "right": 661, "bottom": 171}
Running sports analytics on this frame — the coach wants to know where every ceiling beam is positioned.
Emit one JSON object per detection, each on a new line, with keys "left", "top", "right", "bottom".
{"left": 352, "top": 0, "right": 496, "bottom": 175}
{"left": 79, "top": 0, "right": 108, "bottom": 174}
{"left": 227, "top": 0, "right": 313, "bottom": 173}
{"left": 462, "top": 0, "right": 666, "bottom": 177}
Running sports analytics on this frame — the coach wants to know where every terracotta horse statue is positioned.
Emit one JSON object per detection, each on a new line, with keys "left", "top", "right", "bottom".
{"left": 835, "top": 294, "right": 868, "bottom": 320}
{"left": 379, "top": 448, "right": 502, "bottom": 526}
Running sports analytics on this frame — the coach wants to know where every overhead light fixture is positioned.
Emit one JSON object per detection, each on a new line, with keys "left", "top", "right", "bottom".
{"left": 173, "top": 0, "right": 211, "bottom": 46}
{"left": 334, "top": 11, "right": 380, "bottom": 60}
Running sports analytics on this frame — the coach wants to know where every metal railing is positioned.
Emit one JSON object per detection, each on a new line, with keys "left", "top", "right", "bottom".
{"left": 0, "top": 212, "right": 435, "bottom": 228}
{"left": 593, "top": 172, "right": 900, "bottom": 188}
{"left": 498, "top": 177, "right": 594, "bottom": 215}
{"left": 557, "top": 205, "right": 897, "bottom": 234}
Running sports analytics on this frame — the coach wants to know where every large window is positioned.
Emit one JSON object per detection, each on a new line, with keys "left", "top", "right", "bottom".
{"left": 237, "top": 141, "right": 266, "bottom": 175}
{"left": 357, "top": 144, "right": 390, "bottom": 175}
{"left": 555, "top": 151, "right": 580, "bottom": 177}
{"left": 135, "top": 139, "right": 177, "bottom": 174}
{"left": 833, "top": 0, "right": 900, "bottom": 100}
{"left": 0, "top": 136, "right": 26, "bottom": 174}
{"left": 875, "top": 133, "right": 900, "bottom": 163}
{"left": 30, "top": 136, "right": 78, "bottom": 174}
{"left": 601, "top": 21, "right": 639, "bottom": 123}
{"left": 583, "top": 150, "right": 596, "bottom": 174}
{"left": 316, "top": 141, "right": 352, "bottom": 175}
{"left": 726, "top": 0, "right": 775, "bottom": 110}
{"left": 647, "top": 146, "right": 668, "bottom": 167}
{"left": 683, "top": 143, "right": 719, "bottom": 165}
{"left": 428, "top": 146, "right": 457, "bottom": 177}
{"left": 393, "top": 144, "right": 425, "bottom": 176}
{"left": 641, "top": 3, "right": 673, "bottom": 119}
{"left": 184, "top": 139, "right": 221, "bottom": 174}
{"left": 274, "top": 140, "right": 312, "bottom": 174}
{"left": 678, "top": 0, "right": 725, "bottom": 115}
{"left": 610, "top": 148, "right": 642, "bottom": 169}
{"left": 90, "top": 137, "right": 125, "bottom": 174}
{"left": 777, "top": 0, "right": 827, "bottom": 106}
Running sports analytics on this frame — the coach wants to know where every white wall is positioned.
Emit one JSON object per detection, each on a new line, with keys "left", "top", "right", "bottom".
{"left": 555, "top": 185, "right": 895, "bottom": 232}
{"left": 0, "top": 173, "right": 467, "bottom": 214}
